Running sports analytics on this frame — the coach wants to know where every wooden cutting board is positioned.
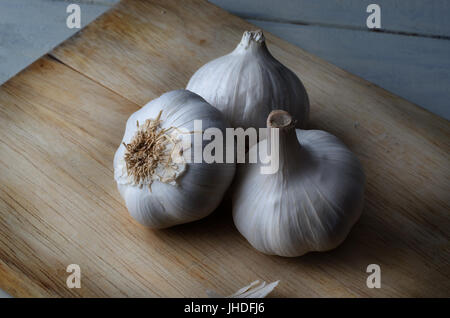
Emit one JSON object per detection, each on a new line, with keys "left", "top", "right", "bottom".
{"left": 0, "top": 0, "right": 449, "bottom": 297}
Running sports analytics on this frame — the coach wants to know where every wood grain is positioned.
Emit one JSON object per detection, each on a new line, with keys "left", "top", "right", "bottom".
{"left": 0, "top": 0, "right": 449, "bottom": 297}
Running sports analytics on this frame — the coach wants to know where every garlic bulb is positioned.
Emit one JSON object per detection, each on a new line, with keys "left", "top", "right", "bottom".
{"left": 232, "top": 110, "right": 365, "bottom": 257}
{"left": 186, "top": 30, "right": 309, "bottom": 129}
{"left": 114, "top": 90, "right": 235, "bottom": 228}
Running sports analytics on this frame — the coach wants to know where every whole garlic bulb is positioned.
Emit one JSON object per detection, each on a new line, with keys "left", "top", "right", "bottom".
{"left": 232, "top": 110, "right": 365, "bottom": 257}
{"left": 114, "top": 90, "right": 235, "bottom": 228}
{"left": 186, "top": 30, "right": 309, "bottom": 129}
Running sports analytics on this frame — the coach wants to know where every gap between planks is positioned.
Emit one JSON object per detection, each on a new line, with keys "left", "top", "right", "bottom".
{"left": 236, "top": 15, "right": 450, "bottom": 41}
{"left": 47, "top": 54, "right": 141, "bottom": 108}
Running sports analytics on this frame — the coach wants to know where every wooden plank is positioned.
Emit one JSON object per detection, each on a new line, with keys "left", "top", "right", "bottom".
{"left": 0, "top": 0, "right": 449, "bottom": 297}
{"left": 210, "top": 0, "right": 450, "bottom": 37}
{"left": 0, "top": 56, "right": 268, "bottom": 297}
{"left": 0, "top": 0, "right": 119, "bottom": 85}
{"left": 248, "top": 19, "right": 450, "bottom": 120}
{"left": 0, "top": 56, "right": 375, "bottom": 298}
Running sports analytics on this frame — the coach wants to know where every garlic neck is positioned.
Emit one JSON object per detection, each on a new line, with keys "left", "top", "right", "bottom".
{"left": 234, "top": 30, "right": 270, "bottom": 55}
{"left": 266, "top": 110, "right": 303, "bottom": 169}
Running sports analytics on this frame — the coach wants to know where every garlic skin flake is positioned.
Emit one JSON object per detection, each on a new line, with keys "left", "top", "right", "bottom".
{"left": 114, "top": 90, "right": 235, "bottom": 229}
{"left": 206, "top": 280, "right": 279, "bottom": 298}
{"left": 187, "top": 30, "right": 309, "bottom": 129}
{"left": 232, "top": 110, "right": 365, "bottom": 257}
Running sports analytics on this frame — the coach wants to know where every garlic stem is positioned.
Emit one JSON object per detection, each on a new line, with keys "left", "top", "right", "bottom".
{"left": 240, "top": 30, "right": 265, "bottom": 46}
{"left": 234, "top": 30, "right": 271, "bottom": 56}
{"left": 266, "top": 110, "right": 303, "bottom": 163}
{"left": 267, "top": 109, "right": 295, "bottom": 129}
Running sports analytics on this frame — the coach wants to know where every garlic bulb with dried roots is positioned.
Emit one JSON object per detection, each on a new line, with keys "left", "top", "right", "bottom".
{"left": 114, "top": 90, "right": 235, "bottom": 228}
{"left": 187, "top": 30, "right": 309, "bottom": 129}
{"left": 232, "top": 110, "right": 365, "bottom": 257}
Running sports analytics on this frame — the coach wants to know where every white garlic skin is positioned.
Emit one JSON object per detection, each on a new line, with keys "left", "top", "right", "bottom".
{"left": 114, "top": 90, "right": 235, "bottom": 229}
{"left": 232, "top": 111, "right": 365, "bottom": 257}
{"left": 186, "top": 30, "right": 309, "bottom": 129}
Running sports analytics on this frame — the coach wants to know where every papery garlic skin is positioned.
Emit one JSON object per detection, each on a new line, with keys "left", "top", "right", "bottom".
{"left": 232, "top": 110, "right": 365, "bottom": 257}
{"left": 114, "top": 90, "right": 235, "bottom": 229}
{"left": 186, "top": 30, "right": 309, "bottom": 129}
{"left": 206, "top": 280, "right": 279, "bottom": 298}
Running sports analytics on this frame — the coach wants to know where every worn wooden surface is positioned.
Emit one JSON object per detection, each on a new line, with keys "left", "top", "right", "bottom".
{"left": 0, "top": 0, "right": 449, "bottom": 297}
